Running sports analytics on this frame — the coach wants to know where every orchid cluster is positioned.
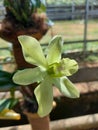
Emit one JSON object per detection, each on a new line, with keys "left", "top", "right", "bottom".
{"left": 13, "top": 35, "right": 79, "bottom": 117}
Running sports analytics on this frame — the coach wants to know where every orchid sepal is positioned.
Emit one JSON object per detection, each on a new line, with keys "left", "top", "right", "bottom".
{"left": 53, "top": 77, "right": 79, "bottom": 98}
{"left": 34, "top": 76, "right": 53, "bottom": 117}
{"left": 13, "top": 67, "right": 46, "bottom": 85}
{"left": 46, "top": 35, "right": 63, "bottom": 65}
{"left": 18, "top": 35, "right": 48, "bottom": 69}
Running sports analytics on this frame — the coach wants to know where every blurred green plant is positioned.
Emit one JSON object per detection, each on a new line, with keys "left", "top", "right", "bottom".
{"left": 4, "top": 0, "right": 51, "bottom": 27}
{"left": 0, "top": 70, "right": 20, "bottom": 119}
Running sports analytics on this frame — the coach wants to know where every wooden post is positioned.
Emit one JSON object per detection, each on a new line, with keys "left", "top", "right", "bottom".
{"left": 83, "top": 0, "right": 89, "bottom": 53}
{"left": 72, "top": 0, "right": 75, "bottom": 20}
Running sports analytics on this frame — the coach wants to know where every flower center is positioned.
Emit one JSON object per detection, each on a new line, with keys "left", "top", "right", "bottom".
{"left": 47, "top": 62, "right": 64, "bottom": 77}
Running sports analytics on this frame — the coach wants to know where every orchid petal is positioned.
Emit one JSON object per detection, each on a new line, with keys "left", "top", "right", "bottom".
{"left": 46, "top": 35, "right": 63, "bottom": 65}
{"left": 54, "top": 58, "right": 78, "bottom": 77}
{"left": 13, "top": 68, "right": 45, "bottom": 85}
{"left": 34, "top": 76, "right": 53, "bottom": 117}
{"left": 18, "top": 35, "right": 48, "bottom": 69}
{"left": 53, "top": 77, "right": 79, "bottom": 98}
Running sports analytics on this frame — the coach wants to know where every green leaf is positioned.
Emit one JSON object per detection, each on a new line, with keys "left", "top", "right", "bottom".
{"left": 9, "top": 98, "right": 19, "bottom": 109}
{"left": 34, "top": 76, "right": 53, "bottom": 117}
{"left": 0, "top": 99, "right": 11, "bottom": 112}
{"left": 0, "top": 70, "right": 18, "bottom": 91}
{"left": 46, "top": 35, "right": 63, "bottom": 65}
{"left": 54, "top": 77, "right": 79, "bottom": 98}
{"left": 0, "top": 98, "right": 18, "bottom": 112}
{"left": 13, "top": 67, "right": 45, "bottom": 85}
{"left": 0, "top": 83, "right": 18, "bottom": 92}
{"left": 18, "top": 35, "right": 48, "bottom": 69}
{"left": 0, "top": 70, "right": 11, "bottom": 78}
{"left": 54, "top": 58, "right": 78, "bottom": 77}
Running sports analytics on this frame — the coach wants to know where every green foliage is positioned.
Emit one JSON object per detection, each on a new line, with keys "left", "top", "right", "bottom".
{"left": 0, "top": 70, "right": 20, "bottom": 120}
{"left": 0, "top": 70, "right": 18, "bottom": 91}
{"left": 84, "top": 55, "right": 98, "bottom": 62}
{"left": 4, "top": 0, "right": 46, "bottom": 26}
{"left": 0, "top": 98, "right": 18, "bottom": 112}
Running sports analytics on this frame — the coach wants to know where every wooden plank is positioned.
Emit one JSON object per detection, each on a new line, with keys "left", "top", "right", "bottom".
{"left": 46, "top": 5, "right": 98, "bottom": 20}
{"left": 0, "top": 125, "right": 30, "bottom": 130}
{"left": 2, "top": 113, "right": 98, "bottom": 130}
{"left": 51, "top": 113, "right": 98, "bottom": 130}
{"left": 69, "top": 67, "right": 98, "bottom": 83}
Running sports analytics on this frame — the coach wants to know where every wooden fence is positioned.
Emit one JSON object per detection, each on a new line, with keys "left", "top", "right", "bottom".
{"left": 46, "top": 5, "right": 98, "bottom": 20}
{"left": 0, "top": 4, "right": 98, "bottom": 21}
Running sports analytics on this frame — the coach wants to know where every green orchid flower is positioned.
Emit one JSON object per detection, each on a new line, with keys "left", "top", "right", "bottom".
{"left": 13, "top": 35, "right": 79, "bottom": 117}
